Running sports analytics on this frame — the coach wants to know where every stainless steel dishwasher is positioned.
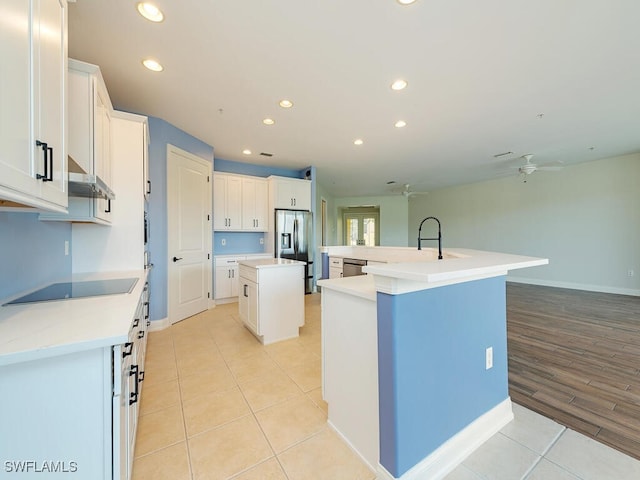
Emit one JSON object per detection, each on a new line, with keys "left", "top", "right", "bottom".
{"left": 342, "top": 258, "right": 367, "bottom": 277}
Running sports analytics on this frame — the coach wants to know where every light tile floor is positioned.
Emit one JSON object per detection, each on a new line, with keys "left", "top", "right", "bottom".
{"left": 133, "top": 294, "right": 640, "bottom": 480}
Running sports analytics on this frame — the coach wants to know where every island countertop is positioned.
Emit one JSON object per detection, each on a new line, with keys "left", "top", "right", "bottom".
{"left": 0, "top": 270, "right": 148, "bottom": 366}
{"left": 239, "top": 258, "right": 306, "bottom": 268}
{"left": 319, "top": 248, "right": 548, "bottom": 295}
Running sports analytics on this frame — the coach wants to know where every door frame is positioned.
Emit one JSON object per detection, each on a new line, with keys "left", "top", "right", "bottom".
{"left": 166, "top": 144, "right": 212, "bottom": 324}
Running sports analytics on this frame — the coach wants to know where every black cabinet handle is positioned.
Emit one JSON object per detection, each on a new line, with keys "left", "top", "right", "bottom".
{"left": 147, "top": 320, "right": 150, "bottom": 327}
{"left": 173, "top": 256, "right": 183, "bottom": 262}
{"left": 132, "top": 318, "right": 140, "bottom": 328}
{"left": 139, "top": 370, "right": 145, "bottom": 382}
{"left": 122, "top": 342, "right": 133, "bottom": 358}
{"left": 144, "top": 301, "right": 150, "bottom": 320}
{"left": 243, "top": 284, "right": 248, "bottom": 297}
{"left": 46, "top": 146, "right": 53, "bottom": 182}
{"left": 105, "top": 199, "right": 111, "bottom": 213}
{"left": 146, "top": 180, "right": 151, "bottom": 195}
{"left": 129, "top": 365, "right": 139, "bottom": 405}
{"left": 35, "top": 141, "right": 48, "bottom": 181}
{"left": 138, "top": 330, "right": 145, "bottom": 339}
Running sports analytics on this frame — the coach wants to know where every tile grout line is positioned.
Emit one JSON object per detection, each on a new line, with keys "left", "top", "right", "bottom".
{"left": 520, "top": 426, "right": 568, "bottom": 480}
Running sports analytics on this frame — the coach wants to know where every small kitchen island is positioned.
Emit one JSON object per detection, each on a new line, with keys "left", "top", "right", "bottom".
{"left": 238, "top": 258, "right": 305, "bottom": 344}
{"left": 318, "top": 247, "right": 548, "bottom": 480}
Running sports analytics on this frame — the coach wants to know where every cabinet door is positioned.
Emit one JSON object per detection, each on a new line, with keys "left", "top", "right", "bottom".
{"left": 0, "top": 0, "right": 36, "bottom": 198}
{"left": 238, "top": 280, "right": 249, "bottom": 324}
{"left": 329, "top": 266, "right": 343, "bottom": 279}
{"left": 226, "top": 176, "right": 242, "bottom": 229}
{"left": 292, "top": 180, "right": 311, "bottom": 210}
{"left": 213, "top": 175, "right": 227, "bottom": 230}
{"left": 95, "top": 89, "right": 112, "bottom": 222}
{"left": 254, "top": 179, "right": 268, "bottom": 230}
{"left": 241, "top": 177, "right": 257, "bottom": 230}
{"left": 215, "top": 266, "right": 232, "bottom": 299}
{"left": 273, "top": 180, "right": 295, "bottom": 209}
{"left": 34, "top": 0, "right": 67, "bottom": 208}
{"left": 240, "top": 280, "right": 258, "bottom": 334}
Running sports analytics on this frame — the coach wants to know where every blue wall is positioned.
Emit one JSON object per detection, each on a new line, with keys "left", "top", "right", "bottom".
{"left": 377, "top": 276, "right": 508, "bottom": 477}
{"left": 147, "top": 117, "right": 214, "bottom": 321}
{"left": 0, "top": 212, "right": 72, "bottom": 300}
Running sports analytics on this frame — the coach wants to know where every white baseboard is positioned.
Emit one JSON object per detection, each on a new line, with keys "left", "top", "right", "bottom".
{"left": 327, "top": 421, "right": 378, "bottom": 474}
{"left": 147, "top": 317, "right": 170, "bottom": 332}
{"left": 507, "top": 276, "right": 640, "bottom": 297}
{"left": 376, "top": 398, "right": 514, "bottom": 480}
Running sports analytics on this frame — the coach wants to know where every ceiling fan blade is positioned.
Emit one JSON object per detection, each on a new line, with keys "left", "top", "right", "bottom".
{"left": 537, "top": 166, "right": 563, "bottom": 171}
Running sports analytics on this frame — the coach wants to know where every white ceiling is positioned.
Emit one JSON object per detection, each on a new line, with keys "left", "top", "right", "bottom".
{"left": 68, "top": 0, "right": 640, "bottom": 197}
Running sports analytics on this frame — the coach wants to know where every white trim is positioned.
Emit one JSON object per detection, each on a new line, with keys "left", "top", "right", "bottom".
{"left": 376, "top": 398, "right": 513, "bottom": 480}
{"left": 328, "top": 421, "right": 377, "bottom": 474}
{"left": 507, "top": 276, "right": 640, "bottom": 297}
{"left": 148, "top": 317, "right": 170, "bottom": 332}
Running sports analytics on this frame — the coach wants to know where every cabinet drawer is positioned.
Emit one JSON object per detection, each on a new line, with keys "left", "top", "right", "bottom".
{"left": 215, "top": 255, "right": 245, "bottom": 268}
{"left": 239, "top": 265, "right": 258, "bottom": 283}
{"left": 329, "top": 257, "right": 343, "bottom": 267}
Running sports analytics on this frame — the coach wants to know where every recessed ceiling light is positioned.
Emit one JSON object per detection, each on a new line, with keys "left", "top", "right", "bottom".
{"left": 136, "top": 2, "right": 164, "bottom": 22}
{"left": 354, "top": 139, "right": 364, "bottom": 146}
{"left": 242, "top": 149, "right": 252, "bottom": 155}
{"left": 262, "top": 118, "right": 275, "bottom": 125}
{"left": 391, "top": 79, "right": 408, "bottom": 91}
{"left": 142, "top": 58, "right": 163, "bottom": 72}
{"left": 279, "top": 99, "right": 293, "bottom": 108}
{"left": 397, "top": 0, "right": 418, "bottom": 5}
{"left": 395, "top": 120, "right": 407, "bottom": 128}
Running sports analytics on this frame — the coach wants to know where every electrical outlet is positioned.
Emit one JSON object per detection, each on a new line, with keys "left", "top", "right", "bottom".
{"left": 221, "top": 238, "right": 226, "bottom": 246}
{"left": 259, "top": 237, "right": 264, "bottom": 245}
{"left": 64, "top": 240, "right": 69, "bottom": 256}
{"left": 628, "top": 269, "right": 635, "bottom": 277}
{"left": 485, "top": 347, "right": 493, "bottom": 370}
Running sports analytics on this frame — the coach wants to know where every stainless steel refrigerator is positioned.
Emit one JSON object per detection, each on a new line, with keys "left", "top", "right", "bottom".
{"left": 275, "top": 209, "right": 314, "bottom": 294}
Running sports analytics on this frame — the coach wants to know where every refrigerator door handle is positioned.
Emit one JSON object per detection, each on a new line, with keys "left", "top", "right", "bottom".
{"left": 293, "top": 219, "right": 299, "bottom": 255}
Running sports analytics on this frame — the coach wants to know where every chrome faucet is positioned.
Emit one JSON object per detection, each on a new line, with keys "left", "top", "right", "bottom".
{"left": 417, "top": 216, "right": 443, "bottom": 259}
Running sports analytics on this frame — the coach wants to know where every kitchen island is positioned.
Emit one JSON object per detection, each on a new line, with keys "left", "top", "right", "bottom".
{"left": 238, "top": 258, "right": 305, "bottom": 344}
{"left": 318, "top": 248, "right": 548, "bottom": 480}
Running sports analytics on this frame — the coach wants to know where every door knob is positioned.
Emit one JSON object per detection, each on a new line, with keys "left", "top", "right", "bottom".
{"left": 172, "top": 256, "right": 183, "bottom": 262}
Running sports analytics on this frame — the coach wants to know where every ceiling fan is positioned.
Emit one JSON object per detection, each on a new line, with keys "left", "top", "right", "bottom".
{"left": 511, "top": 154, "right": 564, "bottom": 176}
{"left": 387, "top": 182, "right": 429, "bottom": 198}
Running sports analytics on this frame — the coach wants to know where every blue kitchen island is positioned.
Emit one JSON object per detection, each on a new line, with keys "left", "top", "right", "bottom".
{"left": 318, "top": 247, "right": 548, "bottom": 480}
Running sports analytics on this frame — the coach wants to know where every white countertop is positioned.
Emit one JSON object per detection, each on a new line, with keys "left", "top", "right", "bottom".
{"left": 239, "top": 258, "right": 306, "bottom": 268}
{"left": 214, "top": 253, "right": 274, "bottom": 259}
{"left": 0, "top": 270, "right": 148, "bottom": 366}
{"left": 319, "top": 248, "right": 548, "bottom": 296}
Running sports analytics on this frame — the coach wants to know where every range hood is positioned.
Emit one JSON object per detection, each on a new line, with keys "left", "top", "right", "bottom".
{"left": 68, "top": 172, "right": 115, "bottom": 200}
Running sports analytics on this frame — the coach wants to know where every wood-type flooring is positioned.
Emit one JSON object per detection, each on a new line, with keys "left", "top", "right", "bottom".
{"left": 507, "top": 282, "right": 640, "bottom": 460}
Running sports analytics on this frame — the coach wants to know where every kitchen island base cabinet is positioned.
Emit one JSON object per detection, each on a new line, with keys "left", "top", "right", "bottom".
{"left": 238, "top": 259, "right": 305, "bottom": 345}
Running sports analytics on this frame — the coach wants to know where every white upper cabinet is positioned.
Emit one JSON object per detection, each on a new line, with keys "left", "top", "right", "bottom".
{"left": 241, "top": 177, "right": 268, "bottom": 231}
{"left": 213, "top": 173, "right": 242, "bottom": 230}
{"left": 40, "top": 59, "right": 115, "bottom": 224}
{"left": 214, "top": 173, "right": 268, "bottom": 232}
{"left": 0, "top": 0, "right": 68, "bottom": 212}
{"left": 269, "top": 176, "right": 311, "bottom": 211}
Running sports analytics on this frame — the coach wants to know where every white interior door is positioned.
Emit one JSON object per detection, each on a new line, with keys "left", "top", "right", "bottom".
{"left": 167, "top": 144, "right": 212, "bottom": 324}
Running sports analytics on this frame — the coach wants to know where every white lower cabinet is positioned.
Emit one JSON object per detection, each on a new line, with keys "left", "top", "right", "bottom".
{"left": 214, "top": 255, "right": 244, "bottom": 302}
{"left": 0, "top": 283, "right": 149, "bottom": 480}
{"left": 329, "top": 257, "right": 343, "bottom": 279}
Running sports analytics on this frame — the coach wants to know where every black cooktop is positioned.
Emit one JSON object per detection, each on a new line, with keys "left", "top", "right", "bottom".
{"left": 3, "top": 278, "right": 138, "bottom": 306}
